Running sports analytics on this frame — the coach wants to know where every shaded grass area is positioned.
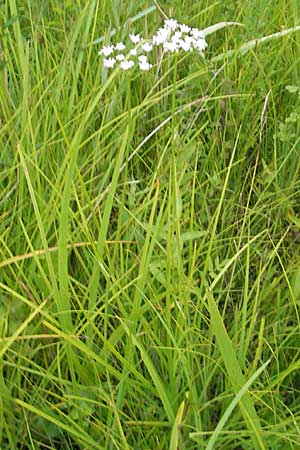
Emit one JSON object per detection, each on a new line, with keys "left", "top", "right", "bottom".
{"left": 1, "top": 0, "right": 300, "bottom": 448}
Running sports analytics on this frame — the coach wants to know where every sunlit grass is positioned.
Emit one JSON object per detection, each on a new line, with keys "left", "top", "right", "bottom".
{"left": 1, "top": 1, "right": 300, "bottom": 449}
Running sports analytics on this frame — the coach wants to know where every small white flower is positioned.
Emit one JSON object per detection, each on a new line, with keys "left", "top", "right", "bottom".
{"left": 174, "top": 31, "right": 182, "bottom": 39}
{"left": 142, "top": 42, "right": 153, "bottom": 52}
{"left": 164, "top": 19, "right": 178, "bottom": 31}
{"left": 171, "top": 34, "right": 181, "bottom": 48}
{"left": 129, "top": 33, "right": 141, "bottom": 44}
{"left": 100, "top": 45, "right": 114, "bottom": 56}
{"left": 180, "top": 24, "right": 191, "bottom": 33}
{"left": 193, "top": 38, "right": 207, "bottom": 52}
{"left": 184, "top": 36, "right": 193, "bottom": 47}
{"left": 164, "top": 41, "right": 178, "bottom": 53}
{"left": 139, "top": 60, "right": 152, "bottom": 71}
{"left": 116, "top": 54, "right": 125, "bottom": 61}
{"left": 138, "top": 55, "right": 147, "bottom": 63}
{"left": 103, "top": 57, "right": 116, "bottom": 68}
{"left": 115, "top": 42, "right": 126, "bottom": 51}
{"left": 138, "top": 55, "right": 152, "bottom": 70}
{"left": 191, "top": 28, "right": 204, "bottom": 39}
{"left": 129, "top": 48, "right": 138, "bottom": 56}
{"left": 120, "top": 60, "right": 135, "bottom": 70}
{"left": 153, "top": 27, "right": 171, "bottom": 45}
{"left": 178, "top": 39, "right": 191, "bottom": 52}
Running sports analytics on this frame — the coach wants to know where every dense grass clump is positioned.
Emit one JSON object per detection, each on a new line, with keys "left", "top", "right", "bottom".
{"left": 1, "top": 1, "right": 300, "bottom": 449}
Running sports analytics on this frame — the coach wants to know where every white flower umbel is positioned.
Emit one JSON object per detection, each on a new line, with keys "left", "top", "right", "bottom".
{"left": 99, "top": 18, "right": 208, "bottom": 72}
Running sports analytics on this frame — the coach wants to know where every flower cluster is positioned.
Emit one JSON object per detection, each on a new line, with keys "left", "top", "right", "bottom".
{"left": 99, "top": 18, "right": 207, "bottom": 72}
{"left": 152, "top": 19, "right": 207, "bottom": 53}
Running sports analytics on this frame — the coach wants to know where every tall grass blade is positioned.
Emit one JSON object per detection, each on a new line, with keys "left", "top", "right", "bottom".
{"left": 206, "top": 290, "right": 266, "bottom": 449}
{"left": 204, "top": 360, "right": 270, "bottom": 450}
{"left": 123, "top": 322, "right": 175, "bottom": 424}
{"left": 169, "top": 399, "right": 185, "bottom": 450}
{"left": 212, "top": 25, "right": 300, "bottom": 62}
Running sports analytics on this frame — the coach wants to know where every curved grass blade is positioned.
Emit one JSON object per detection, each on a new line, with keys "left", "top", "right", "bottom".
{"left": 212, "top": 25, "right": 300, "bottom": 62}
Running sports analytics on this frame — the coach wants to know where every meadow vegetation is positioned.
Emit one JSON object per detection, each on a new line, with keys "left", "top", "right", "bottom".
{"left": 1, "top": 0, "right": 300, "bottom": 448}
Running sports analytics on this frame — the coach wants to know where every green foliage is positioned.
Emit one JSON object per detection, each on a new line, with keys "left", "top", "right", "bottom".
{"left": 1, "top": 0, "right": 300, "bottom": 449}
{"left": 277, "top": 85, "right": 300, "bottom": 143}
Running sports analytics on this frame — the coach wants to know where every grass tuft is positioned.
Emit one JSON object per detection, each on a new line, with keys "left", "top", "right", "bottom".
{"left": 1, "top": 1, "right": 300, "bottom": 448}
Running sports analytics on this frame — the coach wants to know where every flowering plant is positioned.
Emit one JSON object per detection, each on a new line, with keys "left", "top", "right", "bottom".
{"left": 98, "top": 11, "right": 300, "bottom": 74}
{"left": 99, "top": 18, "right": 208, "bottom": 72}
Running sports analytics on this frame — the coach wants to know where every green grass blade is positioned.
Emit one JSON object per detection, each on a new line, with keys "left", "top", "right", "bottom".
{"left": 212, "top": 25, "right": 300, "bottom": 62}
{"left": 204, "top": 360, "right": 270, "bottom": 450}
{"left": 169, "top": 399, "right": 185, "bottom": 450}
{"left": 206, "top": 290, "right": 266, "bottom": 449}
{"left": 87, "top": 124, "right": 130, "bottom": 320}
{"left": 15, "top": 398, "right": 104, "bottom": 449}
{"left": 123, "top": 322, "right": 175, "bottom": 423}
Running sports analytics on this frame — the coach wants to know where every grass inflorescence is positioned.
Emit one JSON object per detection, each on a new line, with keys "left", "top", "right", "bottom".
{"left": 1, "top": 0, "right": 300, "bottom": 449}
